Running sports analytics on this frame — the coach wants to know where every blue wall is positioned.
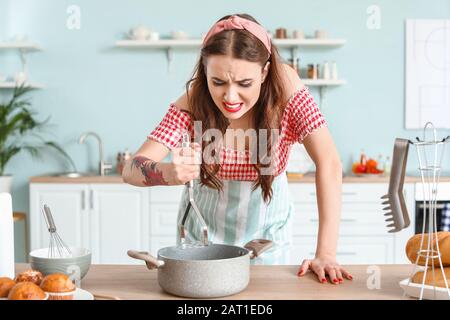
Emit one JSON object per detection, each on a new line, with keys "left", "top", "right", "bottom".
{"left": 2, "top": 0, "right": 450, "bottom": 261}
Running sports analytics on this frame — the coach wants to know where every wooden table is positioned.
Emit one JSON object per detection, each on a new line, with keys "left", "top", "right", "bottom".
{"left": 15, "top": 263, "right": 415, "bottom": 300}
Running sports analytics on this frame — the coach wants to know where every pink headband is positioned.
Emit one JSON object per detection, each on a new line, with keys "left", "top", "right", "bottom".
{"left": 203, "top": 15, "right": 272, "bottom": 54}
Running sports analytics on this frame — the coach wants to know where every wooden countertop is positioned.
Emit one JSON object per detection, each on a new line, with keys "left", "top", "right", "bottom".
{"left": 29, "top": 173, "right": 450, "bottom": 184}
{"left": 15, "top": 263, "right": 415, "bottom": 300}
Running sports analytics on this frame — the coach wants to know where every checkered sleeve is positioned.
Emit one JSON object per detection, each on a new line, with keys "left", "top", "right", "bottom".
{"left": 147, "top": 104, "right": 193, "bottom": 150}
{"left": 288, "top": 86, "right": 327, "bottom": 143}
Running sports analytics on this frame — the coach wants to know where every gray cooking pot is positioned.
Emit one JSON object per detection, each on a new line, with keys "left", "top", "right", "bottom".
{"left": 127, "top": 239, "right": 272, "bottom": 298}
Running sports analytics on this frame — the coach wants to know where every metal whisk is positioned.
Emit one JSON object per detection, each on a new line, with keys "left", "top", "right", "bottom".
{"left": 42, "top": 204, "right": 72, "bottom": 258}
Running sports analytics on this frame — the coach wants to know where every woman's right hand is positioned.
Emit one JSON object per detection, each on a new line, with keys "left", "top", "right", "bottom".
{"left": 157, "top": 142, "right": 202, "bottom": 185}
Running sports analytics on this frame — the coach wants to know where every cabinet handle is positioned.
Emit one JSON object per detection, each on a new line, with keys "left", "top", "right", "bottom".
{"left": 90, "top": 190, "right": 94, "bottom": 210}
{"left": 81, "top": 191, "right": 85, "bottom": 210}
{"left": 309, "top": 218, "right": 357, "bottom": 223}
{"left": 311, "top": 252, "right": 357, "bottom": 256}
{"left": 336, "top": 252, "right": 357, "bottom": 256}
{"left": 309, "top": 192, "right": 357, "bottom": 197}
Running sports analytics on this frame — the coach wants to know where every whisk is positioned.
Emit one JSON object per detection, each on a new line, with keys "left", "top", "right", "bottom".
{"left": 42, "top": 204, "right": 72, "bottom": 258}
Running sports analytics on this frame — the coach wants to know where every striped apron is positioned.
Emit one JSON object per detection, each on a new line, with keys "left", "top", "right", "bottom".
{"left": 176, "top": 172, "right": 293, "bottom": 265}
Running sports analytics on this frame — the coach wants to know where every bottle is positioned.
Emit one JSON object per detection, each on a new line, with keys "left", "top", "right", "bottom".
{"left": 292, "top": 58, "right": 298, "bottom": 74}
{"left": 116, "top": 152, "right": 124, "bottom": 175}
{"left": 296, "top": 58, "right": 301, "bottom": 76}
{"left": 384, "top": 156, "right": 391, "bottom": 175}
{"left": 323, "top": 61, "right": 330, "bottom": 80}
{"left": 360, "top": 150, "right": 367, "bottom": 166}
{"left": 307, "top": 64, "right": 315, "bottom": 79}
{"left": 287, "top": 58, "right": 293, "bottom": 68}
{"left": 124, "top": 148, "right": 131, "bottom": 161}
{"left": 331, "top": 61, "right": 338, "bottom": 80}
{"left": 315, "top": 64, "right": 320, "bottom": 79}
{"left": 116, "top": 149, "right": 132, "bottom": 175}
{"left": 377, "top": 154, "right": 384, "bottom": 171}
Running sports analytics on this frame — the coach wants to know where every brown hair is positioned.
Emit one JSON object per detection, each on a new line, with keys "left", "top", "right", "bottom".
{"left": 185, "top": 13, "right": 288, "bottom": 203}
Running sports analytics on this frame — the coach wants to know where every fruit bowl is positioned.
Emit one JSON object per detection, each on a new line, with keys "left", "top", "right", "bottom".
{"left": 351, "top": 153, "right": 385, "bottom": 176}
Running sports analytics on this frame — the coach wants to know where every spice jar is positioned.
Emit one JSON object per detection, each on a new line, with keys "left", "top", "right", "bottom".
{"left": 275, "top": 28, "right": 287, "bottom": 39}
{"left": 307, "top": 64, "right": 317, "bottom": 79}
{"left": 116, "top": 148, "right": 132, "bottom": 175}
{"left": 322, "top": 61, "right": 330, "bottom": 80}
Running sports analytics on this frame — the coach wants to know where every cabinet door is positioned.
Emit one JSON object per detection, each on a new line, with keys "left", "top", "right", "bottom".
{"left": 149, "top": 185, "right": 185, "bottom": 237}
{"left": 89, "top": 184, "right": 149, "bottom": 264}
{"left": 150, "top": 236, "right": 177, "bottom": 254}
{"left": 290, "top": 236, "right": 394, "bottom": 265}
{"left": 29, "top": 184, "right": 88, "bottom": 252}
{"left": 288, "top": 182, "right": 410, "bottom": 264}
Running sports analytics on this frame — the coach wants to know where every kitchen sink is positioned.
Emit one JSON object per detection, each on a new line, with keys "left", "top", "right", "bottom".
{"left": 51, "top": 172, "right": 97, "bottom": 178}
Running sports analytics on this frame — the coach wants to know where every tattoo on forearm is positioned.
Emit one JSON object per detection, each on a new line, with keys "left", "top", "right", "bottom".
{"left": 131, "top": 156, "right": 168, "bottom": 186}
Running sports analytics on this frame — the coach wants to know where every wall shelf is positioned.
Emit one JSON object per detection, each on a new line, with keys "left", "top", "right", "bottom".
{"left": 116, "top": 39, "right": 202, "bottom": 48}
{"left": 0, "top": 42, "right": 43, "bottom": 52}
{"left": 0, "top": 41, "right": 44, "bottom": 89}
{"left": 115, "top": 38, "right": 346, "bottom": 49}
{"left": 115, "top": 38, "right": 347, "bottom": 106}
{"left": 302, "top": 79, "right": 346, "bottom": 86}
{"left": 0, "top": 82, "right": 44, "bottom": 89}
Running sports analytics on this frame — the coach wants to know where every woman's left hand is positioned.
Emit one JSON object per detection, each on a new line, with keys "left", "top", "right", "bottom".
{"left": 297, "top": 255, "right": 353, "bottom": 284}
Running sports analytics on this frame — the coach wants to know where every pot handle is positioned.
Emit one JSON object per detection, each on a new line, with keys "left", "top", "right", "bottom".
{"left": 244, "top": 239, "right": 273, "bottom": 259}
{"left": 127, "top": 250, "right": 165, "bottom": 270}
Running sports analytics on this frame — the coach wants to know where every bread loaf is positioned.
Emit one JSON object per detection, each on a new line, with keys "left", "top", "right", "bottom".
{"left": 412, "top": 267, "right": 450, "bottom": 288}
{"left": 405, "top": 232, "right": 450, "bottom": 266}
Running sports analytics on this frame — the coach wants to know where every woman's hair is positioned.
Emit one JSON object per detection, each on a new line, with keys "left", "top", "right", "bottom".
{"left": 185, "top": 13, "right": 288, "bottom": 203}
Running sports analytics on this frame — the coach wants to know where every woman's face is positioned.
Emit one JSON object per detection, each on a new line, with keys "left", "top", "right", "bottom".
{"left": 205, "top": 55, "right": 269, "bottom": 121}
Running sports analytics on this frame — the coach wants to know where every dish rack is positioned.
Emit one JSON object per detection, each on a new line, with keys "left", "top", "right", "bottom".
{"left": 400, "top": 122, "right": 450, "bottom": 300}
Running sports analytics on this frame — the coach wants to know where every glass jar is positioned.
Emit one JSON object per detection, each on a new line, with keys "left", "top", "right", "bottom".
{"left": 307, "top": 64, "right": 315, "bottom": 79}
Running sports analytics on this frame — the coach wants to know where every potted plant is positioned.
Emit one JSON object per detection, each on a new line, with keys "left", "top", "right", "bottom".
{"left": 0, "top": 85, "right": 75, "bottom": 193}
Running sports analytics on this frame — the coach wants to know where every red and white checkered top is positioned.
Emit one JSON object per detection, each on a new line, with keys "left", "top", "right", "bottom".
{"left": 148, "top": 86, "right": 327, "bottom": 181}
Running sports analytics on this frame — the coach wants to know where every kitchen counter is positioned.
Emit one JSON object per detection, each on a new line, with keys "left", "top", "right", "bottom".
{"left": 15, "top": 263, "right": 415, "bottom": 300}
{"left": 29, "top": 173, "right": 450, "bottom": 184}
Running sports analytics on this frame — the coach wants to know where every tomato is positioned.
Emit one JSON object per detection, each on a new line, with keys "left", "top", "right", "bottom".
{"left": 355, "top": 164, "right": 367, "bottom": 174}
{"left": 366, "top": 159, "right": 378, "bottom": 169}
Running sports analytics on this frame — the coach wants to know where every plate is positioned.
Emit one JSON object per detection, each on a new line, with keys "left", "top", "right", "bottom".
{"left": 1, "top": 288, "right": 93, "bottom": 300}
{"left": 353, "top": 173, "right": 384, "bottom": 177}
{"left": 74, "top": 288, "right": 94, "bottom": 300}
{"left": 399, "top": 278, "right": 450, "bottom": 300}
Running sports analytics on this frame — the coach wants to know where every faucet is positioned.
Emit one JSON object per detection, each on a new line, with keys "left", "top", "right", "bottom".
{"left": 79, "top": 131, "right": 112, "bottom": 176}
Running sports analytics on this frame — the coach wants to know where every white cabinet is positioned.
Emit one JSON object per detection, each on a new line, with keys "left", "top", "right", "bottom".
{"left": 288, "top": 183, "right": 415, "bottom": 265}
{"left": 30, "top": 184, "right": 88, "bottom": 250}
{"left": 30, "top": 183, "right": 149, "bottom": 264}
{"left": 149, "top": 185, "right": 185, "bottom": 253}
{"left": 291, "top": 236, "right": 394, "bottom": 265}
{"left": 88, "top": 184, "right": 149, "bottom": 264}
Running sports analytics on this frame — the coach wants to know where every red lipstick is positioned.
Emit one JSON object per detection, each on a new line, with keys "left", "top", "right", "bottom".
{"left": 223, "top": 102, "right": 243, "bottom": 113}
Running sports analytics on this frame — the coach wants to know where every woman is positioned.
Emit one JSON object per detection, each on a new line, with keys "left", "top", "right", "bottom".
{"left": 123, "top": 14, "right": 352, "bottom": 284}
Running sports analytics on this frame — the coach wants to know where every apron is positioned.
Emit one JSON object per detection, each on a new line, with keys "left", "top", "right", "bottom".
{"left": 176, "top": 172, "right": 293, "bottom": 265}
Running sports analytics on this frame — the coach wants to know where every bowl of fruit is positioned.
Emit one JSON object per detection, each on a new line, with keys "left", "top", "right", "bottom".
{"left": 351, "top": 153, "right": 384, "bottom": 177}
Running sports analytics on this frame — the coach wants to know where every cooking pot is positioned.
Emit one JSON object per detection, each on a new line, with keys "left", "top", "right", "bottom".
{"left": 127, "top": 239, "right": 272, "bottom": 298}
